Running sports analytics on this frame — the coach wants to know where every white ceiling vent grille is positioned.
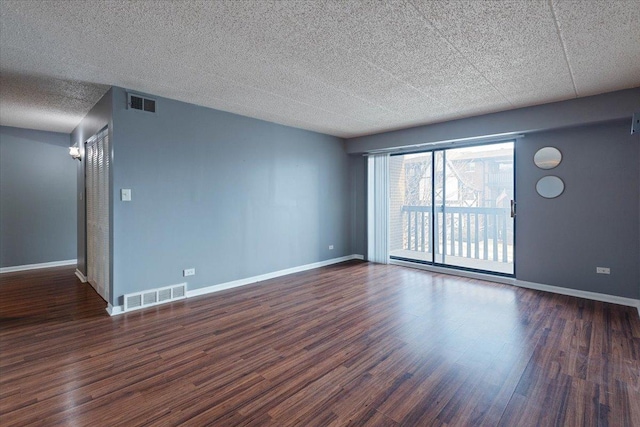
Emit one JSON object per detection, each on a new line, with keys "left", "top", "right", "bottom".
{"left": 123, "top": 283, "right": 187, "bottom": 313}
{"left": 127, "top": 93, "right": 156, "bottom": 113}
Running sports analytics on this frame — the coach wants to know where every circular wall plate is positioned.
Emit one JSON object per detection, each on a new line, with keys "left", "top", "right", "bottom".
{"left": 536, "top": 176, "right": 564, "bottom": 198}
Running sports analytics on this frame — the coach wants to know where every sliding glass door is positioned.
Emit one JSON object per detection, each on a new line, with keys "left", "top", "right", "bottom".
{"left": 389, "top": 142, "right": 514, "bottom": 275}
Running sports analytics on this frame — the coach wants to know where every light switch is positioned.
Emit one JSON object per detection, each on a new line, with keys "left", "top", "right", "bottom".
{"left": 121, "top": 189, "right": 132, "bottom": 201}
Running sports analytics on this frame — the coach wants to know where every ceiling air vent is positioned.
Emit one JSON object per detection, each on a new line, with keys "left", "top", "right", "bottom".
{"left": 144, "top": 98, "right": 156, "bottom": 113}
{"left": 127, "top": 93, "right": 156, "bottom": 113}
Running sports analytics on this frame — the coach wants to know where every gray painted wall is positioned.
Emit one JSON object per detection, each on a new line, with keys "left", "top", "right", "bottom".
{"left": 0, "top": 126, "right": 77, "bottom": 267}
{"left": 516, "top": 121, "right": 639, "bottom": 299}
{"left": 109, "top": 87, "right": 351, "bottom": 306}
{"left": 70, "top": 88, "right": 113, "bottom": 278}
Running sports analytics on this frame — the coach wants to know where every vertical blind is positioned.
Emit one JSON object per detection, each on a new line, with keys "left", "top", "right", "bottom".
{"left": 367, "top": 153, "right": 389, "bottom": 264}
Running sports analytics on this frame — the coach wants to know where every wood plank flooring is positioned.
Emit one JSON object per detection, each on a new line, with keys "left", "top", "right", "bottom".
{"left": 1, "top": 261, "right": 639, "bottom": 426}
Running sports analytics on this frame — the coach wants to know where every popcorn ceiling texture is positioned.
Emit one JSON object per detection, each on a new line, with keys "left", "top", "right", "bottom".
{"left": 0, "top": 72, "right": 109, "bottom": 134}
{"left": 0, "top": 0, "right": 638, "bottom": 137}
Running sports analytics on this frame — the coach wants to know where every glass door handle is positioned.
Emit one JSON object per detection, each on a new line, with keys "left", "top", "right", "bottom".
{"left": 510, "top": 200, "right": 516, "bottom": 218}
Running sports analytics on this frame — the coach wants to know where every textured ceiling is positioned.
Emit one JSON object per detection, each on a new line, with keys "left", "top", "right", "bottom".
{"left": 0, "top": 0, "right": 639, "bottom": 137}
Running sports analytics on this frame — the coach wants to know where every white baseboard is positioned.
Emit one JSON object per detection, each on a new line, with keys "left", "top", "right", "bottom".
{"left": 75, "top": 269, "right": 88, "bottom": 283}
{"left": 104, "top": 255, "right": 638, "bottom": 319}
{"left": 187, "top": 254, "right": 364, "bottom": 298}
{"left": 106, "top": 254, "right": 364, "bottom": 316}
{"left": 106, "top": 303, "right": 124, "bottom": 316}
{"left": 0, "top": 259, "right": 77, "bottom": 274}
{"left": 513, "top": 279, "right": 640, "bottom": 310}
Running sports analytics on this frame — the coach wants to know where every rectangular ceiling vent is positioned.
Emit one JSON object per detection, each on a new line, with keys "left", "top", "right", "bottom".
{"left": 123, "top": 283, "right": 187, "bottom": 313}
{"left": 127, "top": 93, "right": 156, "bottom": 113}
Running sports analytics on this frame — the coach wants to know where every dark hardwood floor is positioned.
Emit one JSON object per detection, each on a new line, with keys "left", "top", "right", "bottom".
{"left": 1, "top": 261, "right": 639, "bottom": 426}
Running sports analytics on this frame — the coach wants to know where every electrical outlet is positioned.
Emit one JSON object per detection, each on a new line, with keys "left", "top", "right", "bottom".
{"left": 596, "top": 267, "right": 610, "bottom": 275}
{"left": 329, "top": 245, "right": 334, "bottom": 250}
{"left": 183, "top": 268, "right": 195, "bottom": 277}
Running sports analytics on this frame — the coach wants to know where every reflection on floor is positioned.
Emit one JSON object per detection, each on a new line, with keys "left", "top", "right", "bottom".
{"left": 1, "top": 261, "right": 638, "bottom": 425}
